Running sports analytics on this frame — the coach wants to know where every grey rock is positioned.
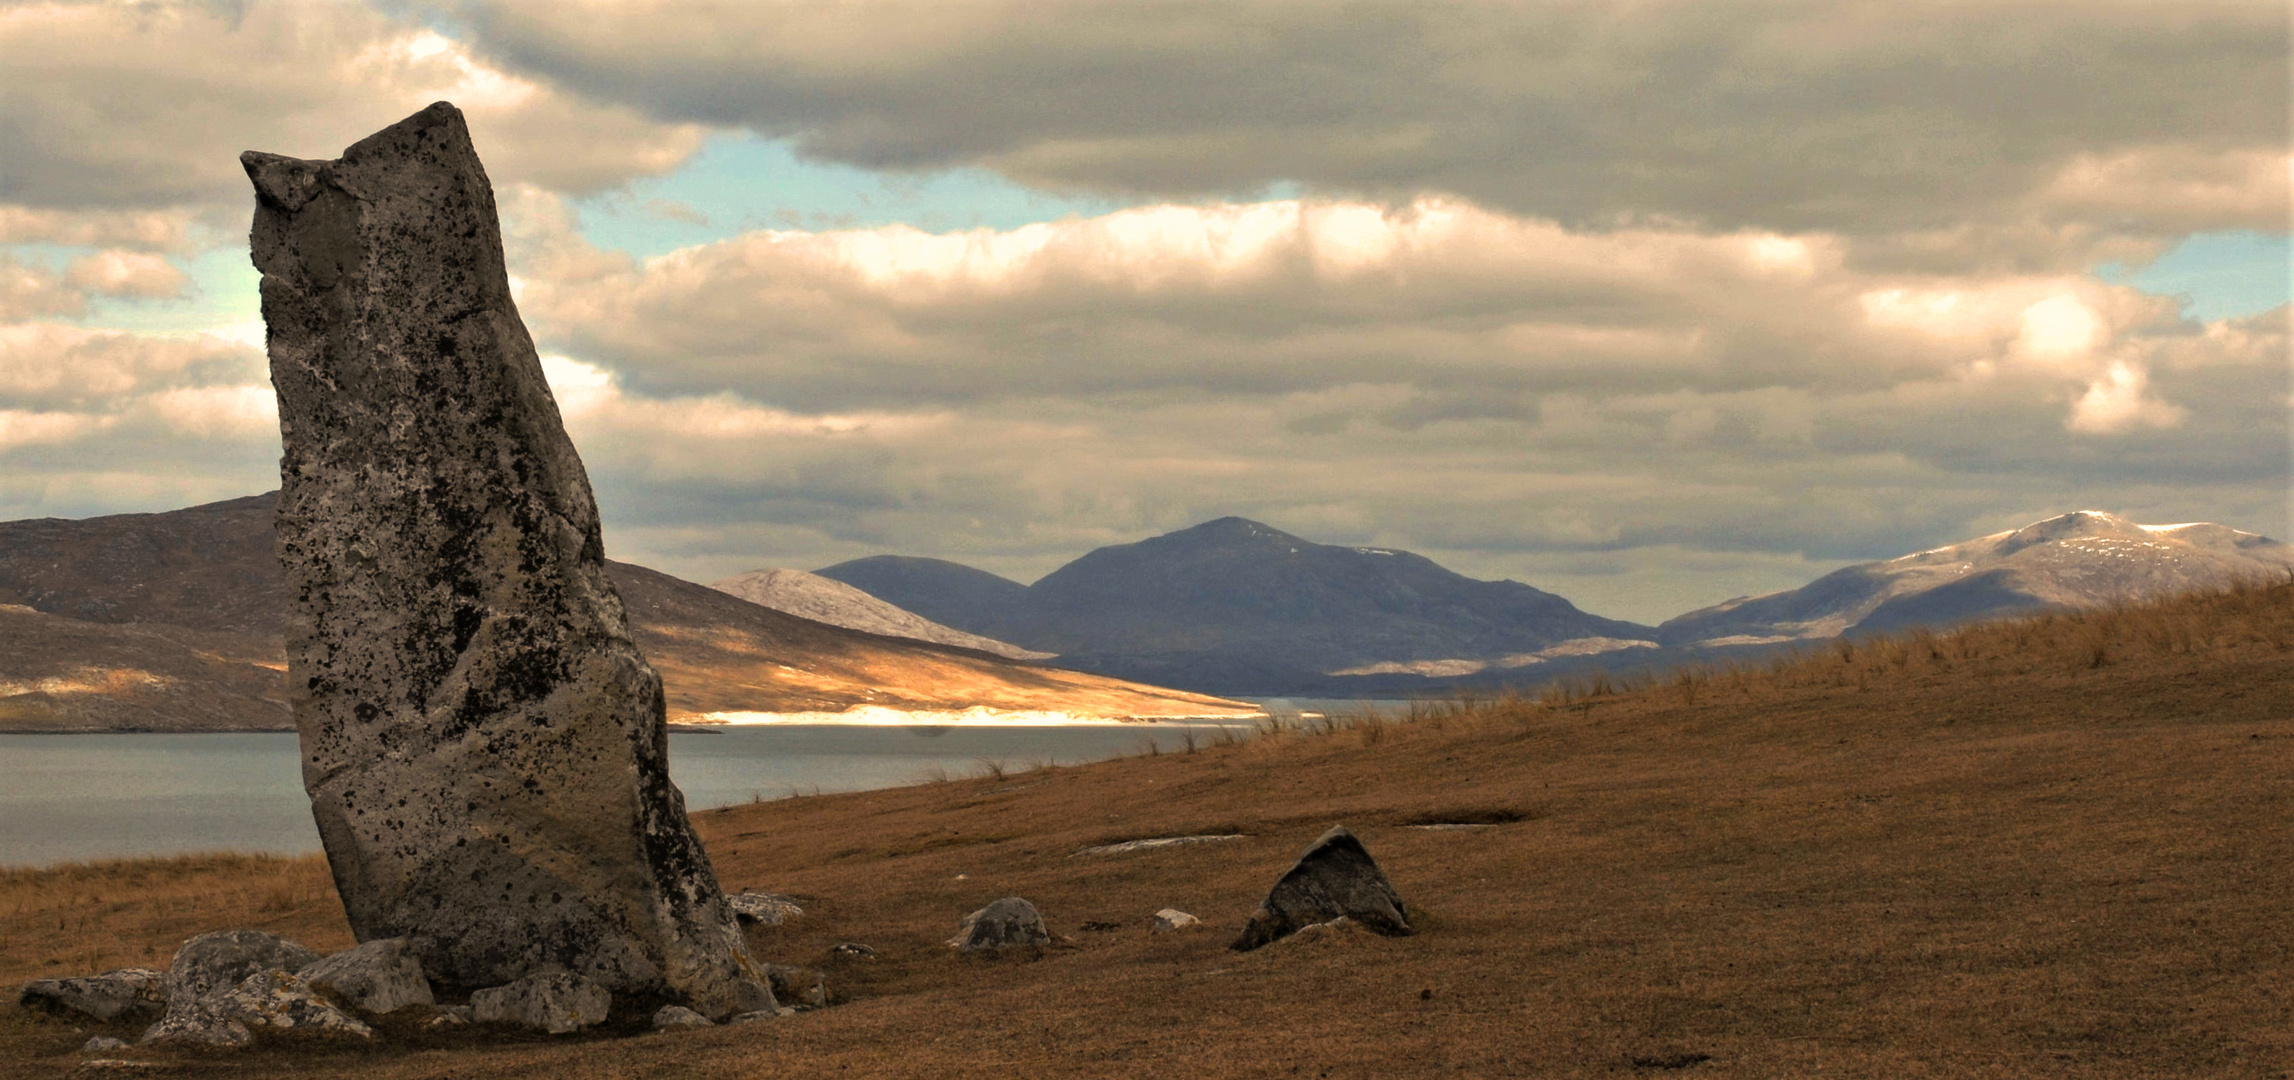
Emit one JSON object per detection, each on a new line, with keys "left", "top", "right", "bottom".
{"left": 242, "top": 102, "right": 770, "bottom": 1018}
{"left": 763, "top": 964, "right": 826, "bottom": 1009}
{"left": 726, "top": 892, "right": 803, "bottom": 926}
{"left": 1152, "top": 909, "right": 1201, "bottom": 932}
{"left": 163, "top": 931, "right": 321, "bottom": 1009}
{"left": 728, "top": 1007, "right": 797, "bottom": 1023}
{"left": 470, "top": 971, "right": 610, "bottom": 1034}
{"left": 950, "top": 897, "right": 1051, "bottom": 952}
{"left": 19, "top": 968, "right": 166, "bottom": 1023}
{"left": 209, "top": 969, "right": 373, "bottom": 1042}
{"left": 827, "top": 943, "right": 878, "bottom": 961}
{"left": 140, "top": 1011, "right": 252, "bottom": 1049}
{"left": 1073, "top": 834, "right": 1245, "bottom": 857}
{"left": 424, "top": 1004, "right": 473, "bottom": 1029}
{"left": 81, "top": 1036, "right": 130, "bottom": 1054}
{"left": 651, "top": 1004, "right": 713, "bottom": 1030}
{"left": 1232, "top": 825, "right": 1411, "bottom": 951}
{"left": 297, "top": 937, "right": 434, "bottom": 1015}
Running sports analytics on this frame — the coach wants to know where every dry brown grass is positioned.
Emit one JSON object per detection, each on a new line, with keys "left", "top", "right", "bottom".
{"left": 6, "top": 580, "right": 2293, "bottom": 1078}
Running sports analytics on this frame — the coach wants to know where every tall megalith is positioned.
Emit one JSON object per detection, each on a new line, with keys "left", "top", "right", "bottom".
{"left": 242, "top": 102, "right": 771, "bottom": 1017}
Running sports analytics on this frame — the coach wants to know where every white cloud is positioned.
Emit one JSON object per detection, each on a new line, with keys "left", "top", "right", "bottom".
{"left": 0, "top": 0, "right": 704, "bottom": 212}
{"left": 2067, "top": 361, "right": 2188, "bottom": 435}
{"left": 454, "top": 0, "right": 2289, "bottom": 236}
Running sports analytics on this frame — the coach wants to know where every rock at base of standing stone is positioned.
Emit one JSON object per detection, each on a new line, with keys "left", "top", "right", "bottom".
{"left": 727, "top": 892, "right": 804, "bottom": 926}
{"left": 243, "top": 101, "right": 770, "bottom": 1018}
{"left": 297, "top": 937, "right": 434, "bottom": 1015}
{"left": 139, "top": 931, "right": 324, "bottom": 1045}
{"left": 1153, "top": 909, "right": 1202, "bottom": 932}
{"left": 19, "top": 969, "right": 166, "bottom": 1023}
{"left": 163, "top": 931, "right": 322, "bottom": 1007}
{"left": 470, "top": 972, "right": 611, "bottom": 1034}
{"left": 651, "top": 1004, "right": 713, "bottom": 1030}
{"left": 949, "top": 897, "right": 1051, "bottom": 952}
{"left": 1231, "top": 825, "right": 1411, "bottom": 951}
{"left": 210, "top": 970, "right": 374, "bottom": 1041}
{"left": 81, "top": 1036, "right": 130, "bottom": 1054}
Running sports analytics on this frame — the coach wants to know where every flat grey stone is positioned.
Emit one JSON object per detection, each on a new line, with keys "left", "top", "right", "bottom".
{"left": 950, "top": 897, "right": 1051, "bottom": 952}
{"left": 1072, "top": 835, "right": 1246, "bottom": 857}
{"left": 1152, "top": 909, "right": 1201, "bottom": 932}
{"left": 297, "top": 937, "right": 433, "bottom": 1015}
{"left": 242, "top": 101, "right": 769, "bottom": 1019}
{"left": 19, "top": 969, "right": 165, "bottom": 1023}
{"left": 471, "top": 971, "right": 610, "bottom": 1034}
{"left": 1232, "top": 825, "right": 1411, "bottom": 951}
{"left": 727, "top": 892, "right": 803, "bottom": 926}
{"left": 81, "top": 1036, "right": 130, "bottom": 1054}
{"left": 651, "top": 1004, "right": 713, "bottom": 1030}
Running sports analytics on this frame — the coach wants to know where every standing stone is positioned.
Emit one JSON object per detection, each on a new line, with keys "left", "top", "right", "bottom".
{"left": 242, "top": 101, "right": 770, "bottom": 1018}
{"left": 1231, "top": 825, "right": 1411, "bottom": 951}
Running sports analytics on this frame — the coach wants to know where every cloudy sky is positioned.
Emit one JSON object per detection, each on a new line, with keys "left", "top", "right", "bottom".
{"left": 2, "top": 0, "right": 2286, "bottom": 624}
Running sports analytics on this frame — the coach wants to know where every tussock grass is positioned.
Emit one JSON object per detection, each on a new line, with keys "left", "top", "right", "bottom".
{"left": 5, "top": 579, "right": 2292, "bottom": 1077}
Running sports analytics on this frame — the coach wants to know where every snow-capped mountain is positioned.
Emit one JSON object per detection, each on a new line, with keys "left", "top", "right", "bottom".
{"left": 1661, "top": 511, "right": 2294, "bottom": 647}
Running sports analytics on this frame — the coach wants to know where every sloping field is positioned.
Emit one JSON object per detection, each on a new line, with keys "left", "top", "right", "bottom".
{"left": 5, "top": 583, "right": 2291, "bottom": 1077}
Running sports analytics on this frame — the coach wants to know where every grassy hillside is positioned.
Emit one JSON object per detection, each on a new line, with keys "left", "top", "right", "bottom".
{"left": 5, "top": 581, "right": 2291, "bottom": 1077}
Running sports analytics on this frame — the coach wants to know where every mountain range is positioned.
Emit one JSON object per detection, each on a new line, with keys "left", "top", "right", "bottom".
{"left": 707, "top": 568, "right": 1051, "bottom": 661}
{"left": 1660, "top": 511, "right": 2294, "bottom": 647}
{"left": 820, "top": 510, "right": 2293, "bottom": 695}
{"left": 0, "top": 494, "right": 1252, "bottom": 732}
{"left": 821, "top": 517, "right": 1659, "bottom": 694}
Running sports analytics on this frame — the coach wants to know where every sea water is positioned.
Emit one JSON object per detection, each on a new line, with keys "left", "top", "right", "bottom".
{"left": 0, "top": 721, "right": 1291, "bottom": 868}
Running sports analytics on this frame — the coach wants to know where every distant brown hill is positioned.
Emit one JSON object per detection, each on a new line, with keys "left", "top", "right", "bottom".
{"left": 0, "top": 494, "right": 1253, "bottom": 731}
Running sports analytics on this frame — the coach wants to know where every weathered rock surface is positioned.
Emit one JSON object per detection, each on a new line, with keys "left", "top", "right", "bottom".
{"left": 242, "top": 102, "right": 769, "bottom": 1017}
{"left": 19, "top": 968, "right": 166, "bottom": 1023}
{"left": 950, "top": 897, "right": 1051, "bottom": 952}
{"left": 297, "top": 937, "right": 433, "bottom": 1015}
{"left": 827, "top": 943, "right": 878, "bottom": 961}
{"left": 727, "top": 892, "right": 803, "bottom": 926}
{"left": 471, "top": 971, "right": 611, "bottom": 1034}
{"left": 651, "top": 1004, "right": 713, "bottom": 1030}
{"left": 1232, "top": 826, "right": 1411, "bottom": 951}
{"left": 162, "top": 931, "right": 321, "bottom": 1013}
{"left": 81, "top": 1036, "right": 130, "bottom": 1054}
{"left": 209, "top": 970, "right": 374, "bottom": 1041}
{"left": 1153, "top": 909, "right": 1201, "bottom": 932}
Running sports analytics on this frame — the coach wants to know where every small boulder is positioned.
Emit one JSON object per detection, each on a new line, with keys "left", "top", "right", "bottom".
{"left": 763, "top": 964, "right": 826, "bottom": 1009}
{"left": 208, "top": 970, "right": 373, "bottom": 1041}
{"left": 827, "top": 943, "right": 878, "bottom": 961}
{"left": 161, "top": 931, "right": 321, "bottom": 1008}
{"left": 727, "top": 892, "right": 804, "bottom": 926}
{"left": 140, "top": 931, "right": 325, "bottom": 1047}
{"left": 1153, "top": 909, "right": 1201, "bottom": 932}
{"left": 471, "top": 972, "right": 611, "bottom": 1034}
{"left": 20, "top": 969, "right": 166, "bottom": 1023}
{"left": 1232, "top": 825, "right": 1411, "bottom": 951}
{"left": 949, "top": 897, "right": 1050, "bottom": 952}
{"left": 424, "top": 1005, "right": 473, "bottom": 1029}
{"left": 728, "top": 1008, "right": 796, "bottom": 1023}
{"left": 651, "top": 1004, "right": 713, "bottom": 1030}
{"left": 81, "top": 1036, "right": 130, "bottom": 1054}
{"left": 297, "top": 938, "right": 434, "bottom": 1016}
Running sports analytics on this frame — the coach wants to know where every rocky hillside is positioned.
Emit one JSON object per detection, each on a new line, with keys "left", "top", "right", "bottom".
{"left": 0, "top": 495, "right": 1255, "bottom": 731}
{"left": 709, "top": 568, "right": 1051, "bottom": 661}
{"left": 1661, "top": 511, "right": 2294, "bottom": 647}
{"left": 827, "top": 517, "right": 1655, "bottom": 695}
{"left": 813, "top": 555, "right": 1033, "bottom": 636}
